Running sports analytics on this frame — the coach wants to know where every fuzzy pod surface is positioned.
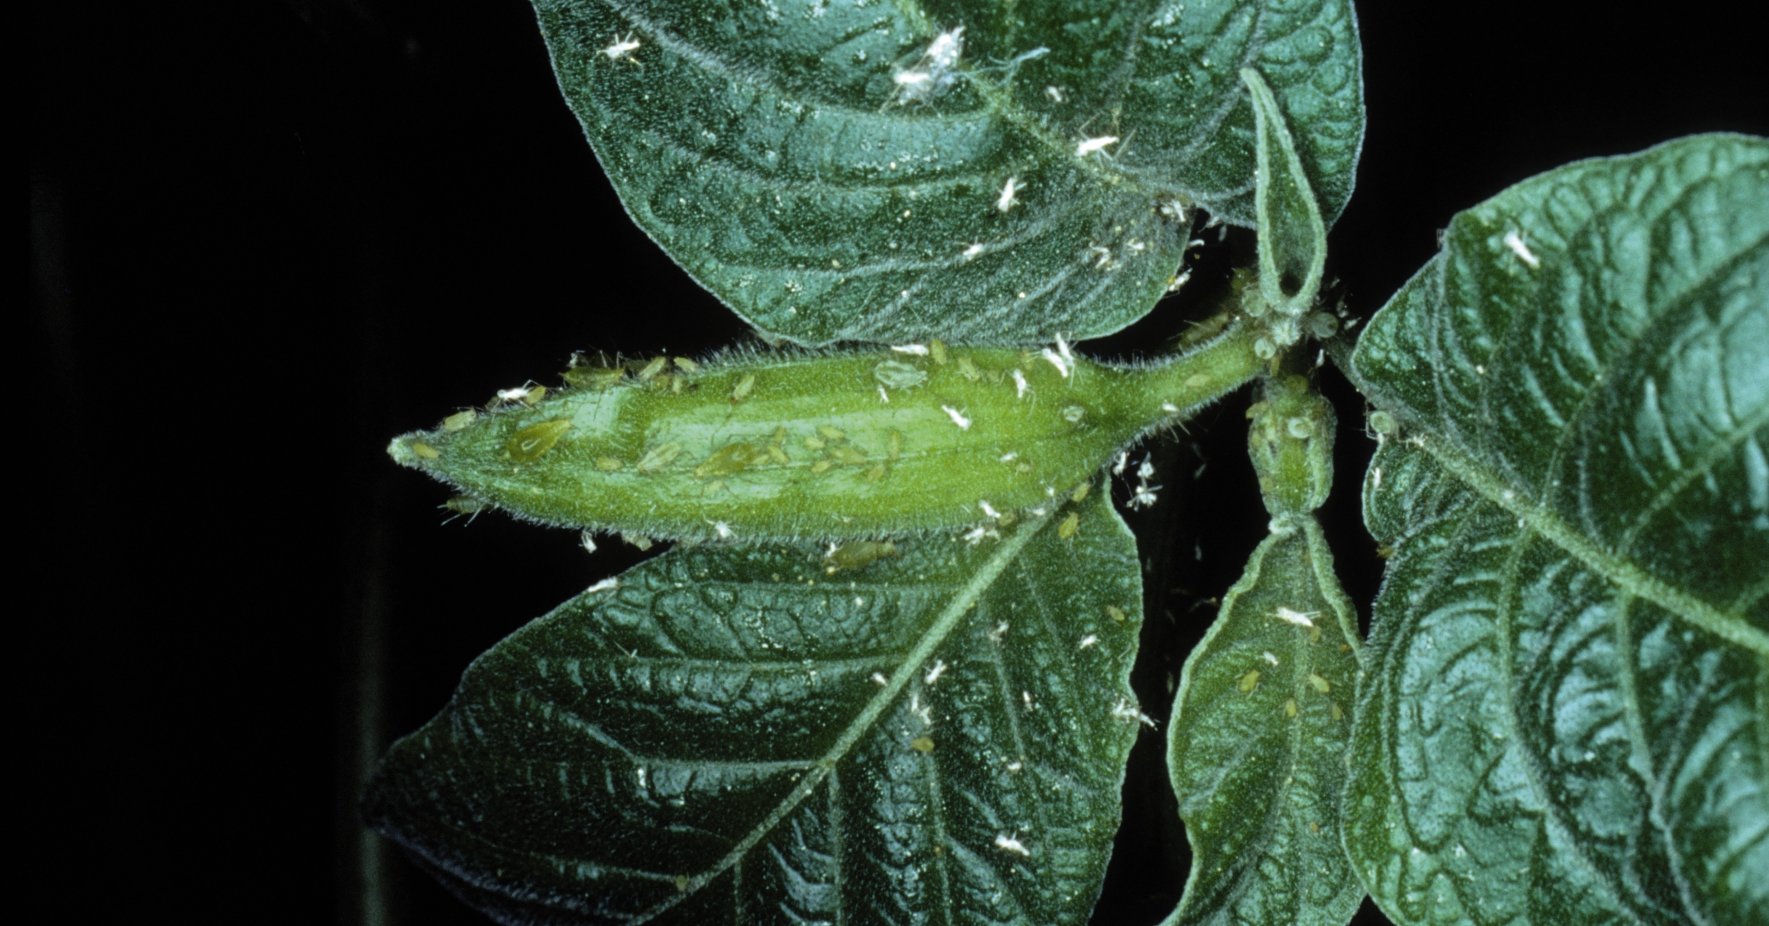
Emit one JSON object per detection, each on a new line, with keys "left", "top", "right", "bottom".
{"left": 389, "top": 329, "right": 1260, "bottom": 541}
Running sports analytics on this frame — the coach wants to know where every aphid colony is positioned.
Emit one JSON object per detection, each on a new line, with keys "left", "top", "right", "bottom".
{"left": 388, "top": 327, "right": 1259, "bottom": 543}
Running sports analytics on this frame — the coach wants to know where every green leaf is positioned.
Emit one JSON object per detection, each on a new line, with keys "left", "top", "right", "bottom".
{"left": 1345, "top": 134, "right": 1769, "bottom": 926}
{"left": 1164, "top": 524, "right": 1363, "bottom": 926}
{"left": 365, "top": 489, "right": 1148, "bottom": 924}
{"left": 1162, "top": 375, "right": 1362, "bottom": 926}
{"left": 1245, "top": 68, "right": 1327, "bottom": 318}
{"left": 529, "top": 0, "right": 1364, "bottom": 345}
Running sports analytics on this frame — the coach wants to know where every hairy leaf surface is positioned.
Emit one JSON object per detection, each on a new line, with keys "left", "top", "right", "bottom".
{"left": 530, "top": 0, "right": 1363, "bottom": 345}
{"left": 1164, "top": 375, "right": 1362, "bottom": 926}
{"left": 1346, "top": 134, "right": 1769, "bottom": 926}
{"left": 365, "top": 490, "right": 1148, "bottom": 924}
{"left": 1164, "top": 522, "right": 1362, "bottom": 926}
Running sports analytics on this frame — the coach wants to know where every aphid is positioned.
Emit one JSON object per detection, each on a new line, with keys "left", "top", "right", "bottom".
{"left": 636, "top": 356, "right": 668, "bottom": 381}
{"left": 506, "top": 419, "right": 572, "bottom": 462}
{"left": 440, "top": 410, "right": 477, "bottom": 432}
{"left": 694, "top": 440, "right": 769, "bottom": 478}
{"left": 1238, "top": 670, "right": 1261, "bottom": 693}
{"left": 730, "top": 373, "right": 756, "bottom": 403}
{"left": 928, "top": 339, "right": 949, "bottom": 365}
{"left": 409, "top": 440, "right": 441, "bottom": 461}
{"left": 1057, "top": 511, "right": 1080, "bottom": 539}
{"left": 1368, "top": 410, "right": 1398, "bottom": 439}
{"left": 440, "top": 495, "right": 487, "bottom": 524}
{"left": 910, "top": 736, "right": 936, "bottom": 753}
{"left": 874, "top": 360, "right": 927, "bottom": 390}
{"left": 672, "top": 356, "right": 699, "bottom": 373}
{"left": 635, "top": 441, "right": 683, "bottom": 473}
{"left": 563, "top": 365, "right": 626, "bottom": 389}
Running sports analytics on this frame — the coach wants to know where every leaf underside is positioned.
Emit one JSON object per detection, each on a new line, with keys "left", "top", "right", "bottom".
{"left": 1347, "top": 134, "right": 1769, "bottom": 926}
{"left": 531, "top": 0, "right": 1363, "bottom": 345}
{"left": 365, "top": 489, "right": 1149, "bottom": 925}
{"left": 1163, "top": 520, "right": 1363, "bottom": 926}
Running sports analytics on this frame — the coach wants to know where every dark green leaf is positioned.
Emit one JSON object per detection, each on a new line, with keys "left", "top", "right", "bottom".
{"left": 1164, "top": 521, "right": 1362, "bottom": 926}
{"left": 1163, "top": 375, "right": 1362, "bottom": 926}
{"left": 1346, "top": 134, "right": 1769, "bottom": 926}
{"left": 366, "top": 490, "right": 1148, "bottom": 924}
{"left": 530, "top": 0, "right": 1364, "bottom": 344}
{"left": 1245, "top": 68, "right": 1327, "bottom": 318}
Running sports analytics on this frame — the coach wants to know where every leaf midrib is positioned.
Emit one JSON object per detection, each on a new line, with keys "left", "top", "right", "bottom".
{"left": 602, "top": 0, "right": 1265, "bottom": 210}
{"left": 1390, "top": 429, "right": 1768, "bottom": 657}
{"left": 635, "top": 508, "right": 1055, "bottom": 921}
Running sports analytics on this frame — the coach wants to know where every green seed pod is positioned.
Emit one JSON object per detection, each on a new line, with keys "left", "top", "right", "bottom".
{"left": 388, "top": 327, "right": 1260, "bottom": 541}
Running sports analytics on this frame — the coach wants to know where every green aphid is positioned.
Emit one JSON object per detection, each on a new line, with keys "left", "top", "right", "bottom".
{"left": 563, "top": 365, "right": 625, "bottom": 389}
{"left": 441, "top": 495, "right": 488, "bottom": 516}
{"left": 507, "top": 419, "right": 572, "bottom": 462}
{"left": 873, "top": 360, "right": 927, "bottom": 390}
{"left": 635, "top": 442, "right": 683, "bottom": 473}
{"left": 826, "top": 540, "right": 897, "bottom": 572}
{"left": 694, "top": 440, "right": 771, "bottom": 479}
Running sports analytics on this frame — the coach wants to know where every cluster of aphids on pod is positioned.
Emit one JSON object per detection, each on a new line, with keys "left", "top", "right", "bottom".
{"left": 386, "top": 323, "right": 1226, "bottom": 552}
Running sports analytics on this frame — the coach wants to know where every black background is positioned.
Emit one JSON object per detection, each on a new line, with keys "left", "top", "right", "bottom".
{"left": 30, "top": 2, "right": 1764, "bottom": 924}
